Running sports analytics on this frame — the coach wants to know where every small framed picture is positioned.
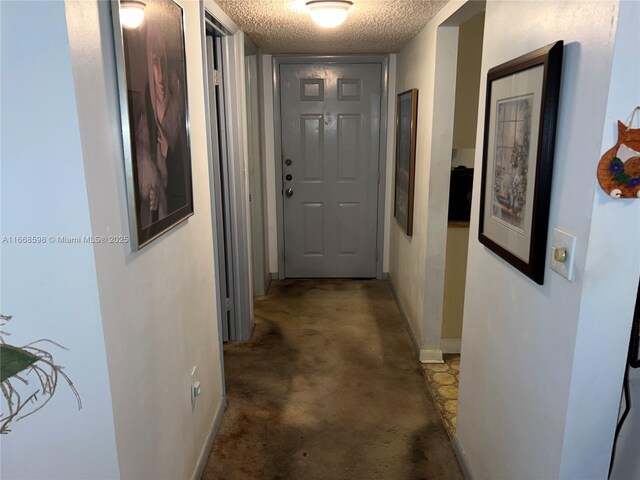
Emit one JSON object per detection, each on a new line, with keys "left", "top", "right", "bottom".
{"left": 112, "top": 0, "right": 194, "bottom": 251}
{"left": 478, "top": 41, "right": 563, "bottom": 284}
{"left": 394, "top": 88, "right": 419, "bottom": 236}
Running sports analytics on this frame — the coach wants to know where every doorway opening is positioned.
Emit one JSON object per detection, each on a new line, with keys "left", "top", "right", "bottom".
{"left": 441, "top": 11, "right": 485, "bottom": 357}
{"left": 421, "top": 3, "right": 485, "bottom": 437}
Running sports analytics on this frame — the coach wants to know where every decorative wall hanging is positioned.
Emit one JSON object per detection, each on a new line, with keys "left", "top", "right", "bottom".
{"left": 112, "top": 0, "right": 194, "bottom": 251}
{"left": 597, "top": 107, "right": 640, "bottom": 199}
{"left": 394, "top": 88, "right": 418, "bottom": 236}
{"left": 479, "top": 41, "right": 563, "bottom": 285}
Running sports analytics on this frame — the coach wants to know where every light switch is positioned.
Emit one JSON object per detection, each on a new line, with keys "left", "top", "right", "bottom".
{"left": 550, "top": 228, "right": 577, "bottom": 281}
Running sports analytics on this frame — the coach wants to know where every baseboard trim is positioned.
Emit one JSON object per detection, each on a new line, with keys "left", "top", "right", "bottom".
{"left": 382, "top": 271, "right": 390, "bottom": 280}
{"left": 441, "top": 337, "right": 462, "bottom": 354}
{"left": 270, "top": 272, "right": 279, "bottom": 280}
{"left": 190, "top": 397, "right": 226, "bottom": 480}
{"left": 452, "top": 434, "right": 475, "bottom": 480}
{"left": 419, "top": 348, "right": 444, "bottom": 363}
{"left": 387, "top": 275, "right": 421, "bottom": 361}
{"left": 264, "top": 275, "right": 272, "bottom": 295}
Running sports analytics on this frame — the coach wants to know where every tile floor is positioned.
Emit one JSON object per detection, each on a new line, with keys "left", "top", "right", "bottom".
{"left": 421, "top": 354, "right": 460, "bottom": 437}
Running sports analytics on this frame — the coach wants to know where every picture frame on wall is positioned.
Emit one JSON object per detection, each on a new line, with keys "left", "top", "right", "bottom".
{"left": 394, "top": 88, "right": 419, "bottom": 236}
{"left": 112, "top": 0, "right": 194, "bottom": 251}
{"left": 478, "top": 41, "right": 563, "bottom": 285}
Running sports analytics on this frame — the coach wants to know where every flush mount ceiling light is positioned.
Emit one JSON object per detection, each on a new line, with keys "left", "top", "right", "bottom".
{"left": 120, "top": 0, "right": 146, "bottom": 29}
{"left": 306, "top": 0, "right": 353, "bottom": 28}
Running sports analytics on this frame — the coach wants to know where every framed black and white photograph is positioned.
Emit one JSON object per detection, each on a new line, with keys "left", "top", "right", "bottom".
{"left": 394, "top": 88, "right": 418, "bottom": 236}
{"left": 112, "top": 0, "right": 193, "bottom": 250}
{"left": 479, "top": 41, "right": 563, "bottom": 284}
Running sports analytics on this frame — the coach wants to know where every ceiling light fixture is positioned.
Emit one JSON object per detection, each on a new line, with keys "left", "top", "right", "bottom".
{"left": 120, "top": 0, "right": 146, "bottom": 29}
{"left": 306, "top": 0, "right": 353, "bottom": 28}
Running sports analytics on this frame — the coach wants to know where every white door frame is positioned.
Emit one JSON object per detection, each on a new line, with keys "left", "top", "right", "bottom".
{"left": 202, "top": 5, "right": 253, "bottom": 341}
{"left": 272, "top": 55, "right": 390, "bottom": 280}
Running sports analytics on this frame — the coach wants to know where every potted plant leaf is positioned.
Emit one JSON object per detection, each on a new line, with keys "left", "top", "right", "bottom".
{"left": 0, "top": 314, "right": 81, "bottom": 434}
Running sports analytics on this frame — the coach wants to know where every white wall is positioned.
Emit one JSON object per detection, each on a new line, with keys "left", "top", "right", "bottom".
{"left": 389, "top": 1, "right": 471, "bottom": 360}
{"left": 65, "top": 1, "right": 225, "bottom": 478}
{"left": 0, "top": 1, "right": 120, "bottom": 478}
{"left": 456, "top": 1, "right": 637, "bottom": 479}
{"left": 565, "top": 1, "right": 639, "bottom": 478}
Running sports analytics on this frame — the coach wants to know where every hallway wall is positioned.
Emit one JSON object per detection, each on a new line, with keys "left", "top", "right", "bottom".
{"left": 0, "top": 1, "right": 120, "bottom": 477}
{"left": 65, "top": 1, "right": 226, "bottom": 479}
{"left": 456, "top": 1, "right": 638, "bottom": 479}
{"left": 389, "top": 1, "right": 469, "bottom": 359}
{"left": 566, "top": 2, "right": 639, "bottom": 477}
{"left": 387, "top": 0, "right": 637, "bottom": 478}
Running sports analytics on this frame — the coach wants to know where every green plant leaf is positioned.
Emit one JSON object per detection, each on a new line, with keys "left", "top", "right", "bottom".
{"left": 1, "top": 345, "right": 38, "bottom": 382}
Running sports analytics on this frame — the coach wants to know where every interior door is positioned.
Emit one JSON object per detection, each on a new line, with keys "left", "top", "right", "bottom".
{"left": 280, "top": 62, "right": 382, "bottom": 278}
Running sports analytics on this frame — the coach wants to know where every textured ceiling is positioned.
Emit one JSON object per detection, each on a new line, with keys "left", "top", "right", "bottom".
{"left": 216, "top": 0, "right": 448, "bottom": 54}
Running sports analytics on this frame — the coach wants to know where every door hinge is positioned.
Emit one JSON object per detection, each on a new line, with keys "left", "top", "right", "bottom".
{"left": 225, "top": 297, "right": 232, "bottom": 311}
{"left": 212, "top": 69, "right": 222, "bottom": 86}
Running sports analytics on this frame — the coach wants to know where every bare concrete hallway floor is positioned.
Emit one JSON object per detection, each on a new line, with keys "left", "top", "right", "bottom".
{"left": 202, "top": 280, "right": 463, "bottom": 480}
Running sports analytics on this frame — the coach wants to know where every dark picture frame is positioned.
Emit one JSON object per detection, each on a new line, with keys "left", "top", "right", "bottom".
{"left": 112, "top": 0, "right": 194, "bottom": 251}
{"left": 394, "top": 88, "right": 418, "bottom": 236}
{"left": 478, "top": 41, "right": 563, "bottom": 285}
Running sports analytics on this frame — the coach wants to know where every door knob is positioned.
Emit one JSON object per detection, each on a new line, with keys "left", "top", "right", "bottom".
{"left": 285, "top": 188, "right": 294, "bottom": 198}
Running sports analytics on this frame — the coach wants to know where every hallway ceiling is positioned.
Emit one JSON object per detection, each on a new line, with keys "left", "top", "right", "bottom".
{"left": 216, "top": 0, "right": 448, "bottom": 54}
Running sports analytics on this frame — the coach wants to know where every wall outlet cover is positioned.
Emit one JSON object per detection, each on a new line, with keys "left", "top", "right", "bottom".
{"left": 190, "top": 366, "right": 198, "bottom": 406}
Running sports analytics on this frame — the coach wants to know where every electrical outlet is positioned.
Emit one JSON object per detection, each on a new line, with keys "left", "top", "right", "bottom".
{"left": 190, "top": 366, "right": 201, "bottom": 406}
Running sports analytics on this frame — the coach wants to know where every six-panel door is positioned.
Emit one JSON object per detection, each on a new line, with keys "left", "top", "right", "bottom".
{"left": 280, "top": 63, "right": 382, "bottom": 278}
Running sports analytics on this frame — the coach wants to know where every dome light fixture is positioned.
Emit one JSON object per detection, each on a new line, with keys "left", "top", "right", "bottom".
{"left": 306, "top": 0, "right": 353, "bottom": 28}
{"left": 120, "top": 0, "right": 146, "bottom": 29}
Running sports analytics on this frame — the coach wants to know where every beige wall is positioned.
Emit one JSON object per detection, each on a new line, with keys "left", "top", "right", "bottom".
{"left": 441, "top": 12, "right": 484, "bottom": 345}
{"left": 452, "top": 12, "right": 485, "bottom": 150}
{"left": 441, "top": 226, "right": 469, "bottom": 340}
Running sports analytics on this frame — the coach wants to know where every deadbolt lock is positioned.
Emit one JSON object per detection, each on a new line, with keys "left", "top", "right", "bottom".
{"left": 285, "top": 159, "right": 293, "bottom": 166}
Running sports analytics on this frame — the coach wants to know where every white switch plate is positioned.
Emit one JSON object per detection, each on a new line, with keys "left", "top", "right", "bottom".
{"left": 550, "top": 228, "right": 577, "bottom": 281}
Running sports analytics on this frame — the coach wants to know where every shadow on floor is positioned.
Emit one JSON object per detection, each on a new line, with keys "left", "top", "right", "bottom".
{"left": 202, "top": 280, "right": 462, "bottom": 480}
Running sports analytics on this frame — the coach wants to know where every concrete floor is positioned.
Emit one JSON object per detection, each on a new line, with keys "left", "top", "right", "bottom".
{"left": 202, "top": 280, "right": 462, "bottom": 480}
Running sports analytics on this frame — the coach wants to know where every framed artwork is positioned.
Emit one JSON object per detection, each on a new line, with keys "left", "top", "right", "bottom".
{"left": 112, "top": 0, "right": 194, "bottom": 251}
{"left": 478, "top": 41, "right": 563, "bottom": 284}
{"left": 394, "top": 88, "right": 418, "bottom": 236}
